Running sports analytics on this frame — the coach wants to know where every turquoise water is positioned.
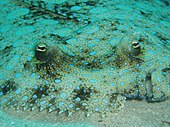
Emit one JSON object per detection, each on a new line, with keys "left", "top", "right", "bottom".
{"left": 0, "top": 0, "right": 170, "bottom": 127}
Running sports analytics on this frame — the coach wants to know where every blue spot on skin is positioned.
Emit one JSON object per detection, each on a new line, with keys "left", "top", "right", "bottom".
{"left": 71, "top": 6, "right": 82, "bottom": 11}
{"left": 109, "top": 38, "right": 118, "bottom": 46}
{"left": 156, "top": 77, "right": 161, "bottom": 82}
{"left": 157, "top": 87, "right": 160, "bottom": 90}
{"left": 92, "top": 99, "right": 99, "bottom": 103}
{"left": 158, "top": 60, "right": 162, "bottom": 65}
{"left": 100, "top": 61, "right": 105, "bottom": 65}
{"left": 30, "top": 73, "right": 35, "bottom": 78}
{"left": 60, "top": 93, "right": 67, "bottom": 99}
{"left": 89, "top": 79, "right": 97, "bottom": 83}
{"left": 0, "top": 92, "right": 3, "bottom": 96}
{"left": 75, "top": 97, "right": 81, "bottom": 102}
{"left": 105, "top": 108, "right": 109, "bottom": 111}
{"left": 69, "top": 104, "right": 74, "bottom": 108}
{"left": 110, "top": 68, "right": 115, "bottom": 71}
{"left": 69, "top": 64, "right": 74, "bottom": 67}
{"left": 88, "top": 44, "right": 96, "bottom": 48}
{"left": 76, "top": 86, "right": 80, "bottom": 90}
{"left": 33, "top": 94, "right": 37, "bottom": 99}
{"left": 6, "top": 85, "right": 9, "bottom": 88}
{"left": 82, "top": 74, "right": 89, "bottom": 77}
{"left": 109, "top": 72, "right": 113, "bottom": 76}
{"left": 40, "top": 100, "right": 46, "bottom": 105}
{"left": 59, "top": 102, "right": 65, "bottom": 107}
{"left": 95, "top": 107, "right": 99, "bottom": 111}
{"left": 7, "top": 102, "right": 11, "bottom": 105}
{"left": 22, "top": 96, "right": 28, "bottom": 101}
{"left": 22, "top": 103, "right": 26, "bottom": 106}
{"left": 163, "top": 72, "right": 167, "bottom": 75}
{"left": 45, "top": 80, "right": 49, "bottom": 85}
{"left": 76, "top": 108, "right": 80, "bottom": 111}
{"left": 120, "top": 82, "right": 125, "bottom": 86}
{"left": 2, "top": 98, "right": 7, "bottom": 103}
{"left": 163, "top": 56, "right": 169, "bottom": 61}
{"left": 102, "top": 99, "right": 109, "bottom": 104}
{"left": 89, "top": 51, "right": 96, "bottom": 56}
{"left": 123, "top": 69, "right": 129, "bottom": 73}
{"left": 42, "top": 94, "right": 45, "bottom": 97}
{"left": 55, "top": 79, "right": 61, "bottom": 84}
{"left": 93, "top": 59, "right": 97, "bottom": 63}
{"left": 94, "top": 38, "right": 100, "bottom": 42}
{"left": 84, "top": 62, "right": 89, "bottom": 65}
{"left": 9, "top": 95, "right": 13, "bottom": 98}
{"left": 50, "top": 94, "right": 55, "bottom": 98}
{"left": 66, "top": 38, "right": 77, "bottom": 45}
{"left": 138, "top": 74, "right": 142, "bottom": 78}
{"left": 68, "top": 84, "right": 73, "bottom": 88}
{"left": 82, "top": 103, "right": 87, "bottom": 106}
{"left": 48, "top": 104, "right": 52, "bottom": 107}
{"left": 109, "top": 83, "right": 115, "bottom": 86}
{"left": 15, "top": 73, "right": 22, "bottom": 78}
{"left": 36, "top": 75, "right": 41, "bottom": 79}
{"left": 34, "top": 85, "right": 38, "bottom": 89}
{"left": 27, "top": 56, "right": 32, "bottom": 61}
{"left": 15, "top": 88, "right": 22, "bottom": 94}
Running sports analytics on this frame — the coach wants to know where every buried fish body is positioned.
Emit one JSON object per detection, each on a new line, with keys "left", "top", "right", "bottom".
{"left": 0, "top": 0, "right": 169, "bottom": 117}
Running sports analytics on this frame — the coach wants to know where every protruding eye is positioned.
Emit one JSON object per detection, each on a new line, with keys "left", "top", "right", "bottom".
{"left": 132, "top": 41, "right": 140, "bottom": 49}
{"left": 37, "top": 44, "right": 47, "bottom": 52}
{"left": 131, "top": 41, "right": 141, "bottom": 56}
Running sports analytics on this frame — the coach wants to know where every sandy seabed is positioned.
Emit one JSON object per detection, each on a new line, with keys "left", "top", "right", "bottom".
{"left": 0, "top": 99, "right": 170, "bottom": 127}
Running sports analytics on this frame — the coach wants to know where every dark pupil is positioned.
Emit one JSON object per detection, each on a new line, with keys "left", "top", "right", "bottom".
{"left": 38, "top": 46, "right": 46, "bottom": 50}
{"left": 133, "top": 43, "right": 139, "bottom": 46}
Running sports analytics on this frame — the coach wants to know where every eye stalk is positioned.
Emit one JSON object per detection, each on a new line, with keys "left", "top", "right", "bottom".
{"left": 36, "top": 44, "right": 47, "bottom": 52}
{"left": 131, "top": 41, "right": 141, "bottom": 56}
{"left": 35, "top": 44, "right": 48, "bottom": 62}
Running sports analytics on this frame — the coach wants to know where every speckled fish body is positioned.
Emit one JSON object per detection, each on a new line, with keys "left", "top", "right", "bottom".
{"left": 0, "top": 0, "right": 169, "bottom": 117}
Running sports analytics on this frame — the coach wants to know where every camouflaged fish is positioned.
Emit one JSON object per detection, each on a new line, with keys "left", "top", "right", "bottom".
{"left": 0, "top": 0, "right": 169, "bottom": 117}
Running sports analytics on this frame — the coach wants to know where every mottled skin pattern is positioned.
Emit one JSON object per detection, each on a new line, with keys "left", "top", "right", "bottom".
{"left": 0, "top": 0, "right": 169, "bottom": 117}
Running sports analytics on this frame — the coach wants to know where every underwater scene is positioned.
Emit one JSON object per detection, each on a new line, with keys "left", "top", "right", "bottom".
{"left": 0, "top": 0, "right": 169, "bottom": 127}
